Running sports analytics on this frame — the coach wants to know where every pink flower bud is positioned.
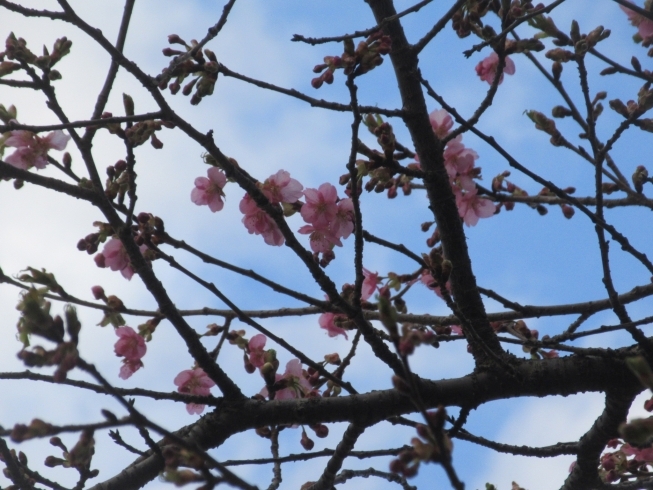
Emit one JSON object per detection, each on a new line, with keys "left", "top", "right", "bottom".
{"left": 94, "top": 253, "right": 106, "bottom": 268}
{"left": 91, "top": 286, "right": 106, "bottom": 301}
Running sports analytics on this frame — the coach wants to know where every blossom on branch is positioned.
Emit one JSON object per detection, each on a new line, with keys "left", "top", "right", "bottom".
{"left": 248, "top": 333, "right": 267, "bottom": 368}
{"left": 239, "top": 193, "right": 285, "bottom": 246}
{"left": 239, "top": 169, "right": 303, "bottom": 246}
{"left": 299, "top": 183, "right": 354, "bottom": 254}
{"left": 260, "top": 359, "right": 313, "bottom": 400}
{"left": 4, "top": 129, "right": 70, "bottom": 170}
{"left": 475, "top": 52, "right": 515, "bottom": 85}
{"left": 94, "top": 238, "right": 146, "bottom": 280}
{"left": 174, "top": 368, "right": 216, "bottom": 414}
{"left": 429, "top": 109, "right": 453, "bottom": 139}
{"left": 620, "top": 0, "right": 653, "bottom": 40}
{"left": 318, "top": 312, "right": 348, "bottom": 339}
{"left": 361, "top": 268, "right": 379, "bottom": 301}
{"left": 191, "top": 167, "right": 227, "bottom": 212}
{"left": 455, "top": 189, "right": 496, "bottom": 227}
{"left": 114, "top": 326, "right": 146, "bottom": 379}
{"left": 260, "top": 169, "right": 303, "bottom": 204}
{"left": 301, "top": 183, "right": 339, "bottom": 228}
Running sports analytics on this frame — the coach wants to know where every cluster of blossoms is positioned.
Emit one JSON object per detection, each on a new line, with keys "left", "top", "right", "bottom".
{"left": 113, "top": 326, "right": 146, "bottom": 380}
{"left": 427, "top": 109, "right": 496, "bottom": 226}
{"left": 598, "top": 439, "right": 653, "bottom": 483}
{"left": 298, "top": 183, "right": 353, "bottom": 254}
{"left": 2, "top": 129, "right": 70, "bottom": 170}
{"left": 239, "top": 169, "right": 303, "bottom": 246}
{"left": 191, "top": 168, "right": 354, "bottom": 260}
{"left": 173, "top": 368, "right": 216, "bottom": 415}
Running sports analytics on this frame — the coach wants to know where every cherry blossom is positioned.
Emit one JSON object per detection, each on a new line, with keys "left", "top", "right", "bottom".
{"left": 620, "top": 1, "right": 653, "bottom": 40}
{"left": 248, "top": 334, "right": 267, "bottom": 368}
{"left": 298, "top": 186, "right": 353, "bottom": 254}
{"left": 421, "top": 271, "right": 452, "bottom": 299}
{"left": 114, "top": 326, "right": 146, "bottom": 380}
{"left": 475, "top": 52, "right": 515, "bottom": 85}
{"left": 239, "top": 194, "right": 285, "bottom": 246}
{"left": 301, "top": 183, "right": 338, "bottom": 228}
{"left": 191, "top": 167, "right": 227, "bottom": 212}
{"left": 443, "top": 136, "right": 478, "bottom": 190}
{"left": 260, "top": 359, "right": 313, "bottom": 400}
{"left": 429, "top": 109, "right": 453, "bottom": 139}
{"left": 318, "top": 312, "right": 348, "bottom": 339}
{"left": 361, "top": 268, "right": 379, "bottom": 301}
{"left": 450, "top": 325, "right": 463, "bottom": 335}
{"left": 622, "top": 443, "right": 653, "bottom": 462}
{"left": 260, "top": 170, "right": 303, "bottom": 204}
{"left": 174, "top": 368, "right": 216, "bottom": 414}
{"left": 95, "top": 238, "right": 147, "bottom": 280}
{"left": 297, "top": 224, "right": 342, "bottom": 253}
{"left": 119, "top": 359, "right": 144, "bottom": 380}
{"left": 4, "top": 129, "right": 70, "bottom": 170}
{"left": 114, "top": 326, "right": 146, "bottom": 361}
{"left": 455, "top": 188, "right": 496, "bottom": 227}
{"left": 330, "top": 198, "right": 354, "bottom": 239}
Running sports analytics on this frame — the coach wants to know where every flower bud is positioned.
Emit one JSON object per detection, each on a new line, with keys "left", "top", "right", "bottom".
{"left": 300, "top": 430, "right": 314, "bottom": 450}
{"left": 122, "top": 93, "right": 134, "bottom": 117}
{"left": 560, "top": 204, "right": 574, "bottom": 219}
{"left": 311, "top": 424, "right": 329, "bottom": 438}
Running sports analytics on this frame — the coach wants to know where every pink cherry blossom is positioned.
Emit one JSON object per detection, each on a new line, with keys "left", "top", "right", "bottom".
{"left": 114, "top": 326, "right": 146, "bottom": 380}
{"left": 429, "top": 109, "right": 453, "bottom": 139}
{"left": 298, "top": 224, "right": 342, "bottom": 253}
{"left": 174, "top": 368, "right": 216, "bottom": 414}
{"left": 450, "top": 325, "right": 463, "bottom": 335}
{"left": 330, "top": 198, "right": 354, "bottom": 239}
{"left": 620, "top": 1, "right": 653, "bottom": 40}
{"left": 361, "top": 268, "right": 379, "bottom": 301}
{"left": 114, "top": 326, "right": 146, "bottom": 361}
{"left": 248, "top": 334, "right": 267, "bottom": 368}
{"left": 444, "top": 136, "right": 478, "bottom": 189}
{"left": 455, "top": 189, "right": 496, "bottom": 226}
{"left": 622, "top": 443, "right": 653, "bottom": 462}
{"left": 98, "top": 238, "right": 132, "bottom": 279}
{"left": 260, "top": 359, "right": 313, "bottom": 400}
{"left": 191, "top": 167, "right": 227, "bottom": 212}
{"left": 301, "top": 183, "right": 338, "bottom": 228}
{"left": 421, "top": 271, "right": 452, "bottom": 299}
{"left": 261, "top": 170, "right": 303, "bottom": 204}
{"left": 318, "top": 312, "right": 348, "bottom": 339}
{"left": 4, "top": 129, "right": 70, "bottom": 170}
{"left": 119, "top": 359, "right": 144, "bottom": 380}
{"left": 239, "top": 194, "right": 285, "bottom": 246}
{"left": 475, "top": 52, "right": 515, "bottom": 85}
{"left": 95, "top": 238, "right": 147, "bottom": 280}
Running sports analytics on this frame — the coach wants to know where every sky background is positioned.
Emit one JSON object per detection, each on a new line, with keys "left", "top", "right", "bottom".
{"left": 1, "top": 1, "right": 652, "bottom": 489}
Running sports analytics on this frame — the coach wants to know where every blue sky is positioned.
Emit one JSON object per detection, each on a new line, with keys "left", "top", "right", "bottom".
{"left": 1, "top": 1, "right": 652, "bottom": 489}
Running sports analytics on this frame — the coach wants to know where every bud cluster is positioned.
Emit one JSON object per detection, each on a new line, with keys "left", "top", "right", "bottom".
{"left": 2, "top": 32, "right": 71, "bottom": 81}
{"left": 158, "top": 34, "right": 219, "bottom": 105}
{"left": 99, "top": 111, "right": 171, "bottom": 149}
{"left": 311, "top": 31, "right": 391, "bottom": 88}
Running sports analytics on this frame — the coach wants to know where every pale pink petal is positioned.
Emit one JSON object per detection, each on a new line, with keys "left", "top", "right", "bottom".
{"left": 43, "top": 130, "right": 71, "bottom": 151}
{"left": 186, "top": 403, "right": 206, "bottom": 415}
{"left": 318, "top": 312, "right": 348, "bottom": 339}
{"left": 361, "top": 268, "right": 379, "bottom": 301}
{"left": 429, "top": 109, "right": 454, "bottom": 139}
